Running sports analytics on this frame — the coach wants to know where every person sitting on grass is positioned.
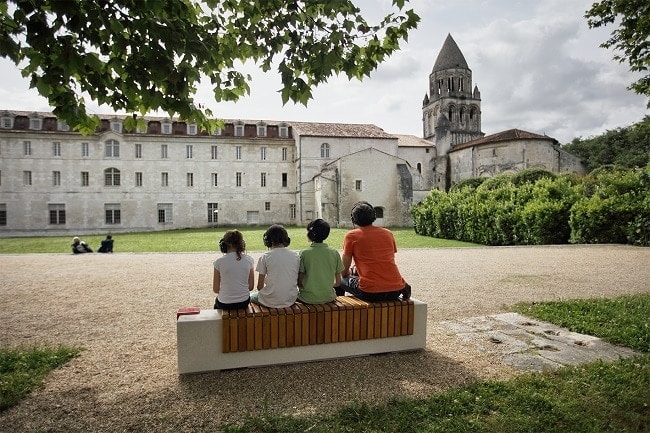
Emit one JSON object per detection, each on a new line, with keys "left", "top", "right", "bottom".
{"left": 71, "top": 236, "right": 93, "bottom": 254}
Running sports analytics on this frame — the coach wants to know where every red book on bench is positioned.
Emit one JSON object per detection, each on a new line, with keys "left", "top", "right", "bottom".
{"left": 177, "top": 307, "right": 201, "bottom": 319}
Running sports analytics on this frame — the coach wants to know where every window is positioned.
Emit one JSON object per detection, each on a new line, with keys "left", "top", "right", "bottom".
{"left": 235, "top": 146, "right": 242, "bottom": 160}
{"left": 58, "top": 121, "right": 69, "bottom": 131}
{"left": 282, "top": 147, "right": 288, "bottom": 161}
{"left": 2, "top": 116, "right": 12, "bottom": 129}
{"left": 320, "top": 142, "right": 330, "bottom": 158}
{"left": 257, "top": 124, "right": 267, "bottom": 137}
{"left": 265, "top": 201, "right": 271, "bottom": 211}
{"left": 81, "top": 142, "right": 89, "bottom": 157}
{"left": 282, "top": 173, "right": 288, "bottom": 188}
{"left": 161, "top": 172, "right": 169, "bottom": 187}
{"left": 212, "top": 127, "right": 222, "bottom": 136}
{"left": 105, "top": 203, "right": 121, "bottom": 224}
{"left": 188, "top": 124, "right": 197, "bottom": 135}
{"left": 53, "top": 171, "right": 61, "bottom": 186}
{"left": 161, "top": 144, "right": 168, "bottom": 159}
{"left": 260, "top": 146, "right": 266, "bottom": 160}
{"left": 186, "top": 172, "right": 194, "bottom": 187}
{"left": 111, "top": 120, "right": 122, "bottom": 133}
{"left": 236, "top": 172, "right": 242, "bottom": 187}
{"left": 211, "top": 145, "right": 218, "bottom": 159}
{"left": 48, "top": 204, "right": 65, "bottom": 225}
{"left": 208, "top": 203, "right": 219, "bottom": 223}
{"left": 81, "top": 171, "right": 89, "bottom": 186}
{"left": 23, "top": 141, "right": 31, "bottom": 156}
{"left": 235, "top": 124, "right": 244, "bottom": 136}
{"left": 135, "top": 172, "right": 143, "bottom": 187}
{"left": 186, "top": 145, "right": 193, "bottom": 159}
{"left": 29, "top": 117, "right": 41, "bottom": 130}
{"left": 417, "top": 163, "right": 422, "bottom": 173}
{"left": 0, "top": 203, "right": 6, "bottom": 226}
{"left": 290, "top": 204, "right": 296, "bottom": 219}
{"left": 135, "top": 143, "right": 142, "bottom": 158}
{"left": 104, "top": 168, "right": 121, "bottom": 186}
{"left": 211, "top": 173, "right": 218, "bottom": 187}
{"left": 279, "top": 125, "right": 289, "bottom": 138}
{"left": 157, "top": 203, "right": 173, "bottom": 223}
{"left": 306, "top": 210, "right": 313, "bottom": 220}
{"left": 246, "top": 211, "right": 259, "bottom": 224}
{"left": 162, "top": 122, "right": 172, "bottom": 134}
{"left": 355, "top": 180, "right": 362, "bottom": 191}
{"left": 53, "top": 142, "right": 61, "bottom": 156}
{"left": 105, "top": 139, "right": 120, "bottom": 157}
{"left": 23, "top": 171, "right": 32, "bottom": 186}
{"left": 260, "top": 172, "right": 267, "bottom": 187}
{"left": 375, "top": 207, "right": 384, "bottom": 219}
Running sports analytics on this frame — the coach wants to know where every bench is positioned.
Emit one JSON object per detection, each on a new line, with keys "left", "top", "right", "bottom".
{"left": 176, "top": 296, "right": 427, "bottom": 374}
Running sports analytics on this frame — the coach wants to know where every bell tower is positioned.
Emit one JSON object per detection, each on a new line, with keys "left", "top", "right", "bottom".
{"left": 423, "top": 34, "right": 483, "bottom": 156}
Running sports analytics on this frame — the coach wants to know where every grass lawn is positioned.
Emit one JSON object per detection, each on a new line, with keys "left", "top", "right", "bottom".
{"left": 0, "top": 227, "right": 479, "bottom": 254}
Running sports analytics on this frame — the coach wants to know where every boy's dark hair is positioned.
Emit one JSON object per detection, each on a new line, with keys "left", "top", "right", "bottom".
{"left": 307, "top": 218, "right": 330, "bottom": 242}
{"left": 350, "top": 201, "right": 376, "bottom": 226}
{"left": 263, "top": 224, "right": 291, "bottom": 248}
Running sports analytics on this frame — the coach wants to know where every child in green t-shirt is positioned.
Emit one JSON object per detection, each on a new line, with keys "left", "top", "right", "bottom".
{"left": 297, "top": 219, "right": 344, "bottom": 304}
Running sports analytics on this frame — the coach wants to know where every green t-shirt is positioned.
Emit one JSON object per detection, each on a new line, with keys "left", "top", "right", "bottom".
{"left": 298, "top": 243, "right": 343, "bottom": 304}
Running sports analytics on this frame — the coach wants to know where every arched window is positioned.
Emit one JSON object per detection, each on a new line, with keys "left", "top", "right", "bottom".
{"left": 104, "top": 168, "right": 121, "bottom": 186}
{"left": 320, "top": 142, "right": 330, "bottom": 158}
{"left": 417, "top": 163, "right": 422, "bottom": 174}
{"left": 374, "top": 207, "right": 384, "bottom": 219}
{"left": 105, "top": 139, "right": 120, "bottom": 157}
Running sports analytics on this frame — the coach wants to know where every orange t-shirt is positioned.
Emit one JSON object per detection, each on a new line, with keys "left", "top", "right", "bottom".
{"left": 342, "top": 226, "right": 404, "bottom": 292}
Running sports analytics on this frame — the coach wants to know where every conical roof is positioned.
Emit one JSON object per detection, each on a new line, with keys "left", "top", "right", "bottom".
{"left": 432, "top": 34, "right": 468, "bottom": 72}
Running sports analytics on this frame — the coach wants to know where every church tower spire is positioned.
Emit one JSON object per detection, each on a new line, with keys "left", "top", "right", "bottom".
{"left": 423, "top": 34, "right": 483, "bottom": 155}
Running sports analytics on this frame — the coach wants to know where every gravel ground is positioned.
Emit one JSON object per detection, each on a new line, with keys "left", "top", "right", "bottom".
{"left": 0, "top": 245, "right": 648, "bottom": 432}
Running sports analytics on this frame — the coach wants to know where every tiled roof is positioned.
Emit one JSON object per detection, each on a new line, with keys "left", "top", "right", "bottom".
{"left": 290, "top": 121, "right": 395, "bottom": 139}
{"left": 394, "top": 134, "right": 435, "bottom": 148}
{"left": 450, "top": 129, "right": 558, "bottom": 152}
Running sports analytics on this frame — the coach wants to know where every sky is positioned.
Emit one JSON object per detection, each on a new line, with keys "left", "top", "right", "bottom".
{"left": 0, "top": 0, "right": 647, "bottom": 144}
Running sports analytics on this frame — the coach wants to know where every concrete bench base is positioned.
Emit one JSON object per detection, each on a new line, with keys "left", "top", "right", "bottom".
{"left": 177, "top": 298, "right": 427, "bottom": 374}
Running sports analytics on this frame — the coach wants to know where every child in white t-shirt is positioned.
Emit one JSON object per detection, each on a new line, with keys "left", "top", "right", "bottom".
{"left": 251, "top": 225, "right": 299, "bottom": 308}
{"left": 213, "top": 230, "right": 254, "bottom": 310}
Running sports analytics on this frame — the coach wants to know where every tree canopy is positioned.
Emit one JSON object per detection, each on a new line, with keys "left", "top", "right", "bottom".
{"left": 585, "top": 0, "right": 650, "bottom": 104}
{"left": 562, "top": 116, "right": 650, "bottom": 172}
{"left": 0, "top": 0, "right": 419, "bottom": 134}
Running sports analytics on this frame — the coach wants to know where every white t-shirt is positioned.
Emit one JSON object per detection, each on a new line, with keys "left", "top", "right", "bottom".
{"left": 214, "top": 252, "right": 254, "bottom": 303}
{"left": 255, "top": 247, "right": 299, "bottom": 308}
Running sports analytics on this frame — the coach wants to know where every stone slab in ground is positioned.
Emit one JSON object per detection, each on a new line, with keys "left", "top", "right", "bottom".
{"left": 439, "top": 312, "right": 638, "bottom": 372}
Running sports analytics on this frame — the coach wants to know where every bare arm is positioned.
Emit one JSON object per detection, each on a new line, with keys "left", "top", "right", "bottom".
{"left": 341, "top": 253, "right": 353, "bottom": 277}
{"left": 212, "top": 268, "right": 220, "bottom": 294}
{"left": 257, "top": 273, "right": 266, "bottom": 290}
{"left": 333, "top": 272, "right": 342, "bottom": 287}
{"left": 248, "top": 268, "right": 255, "bottom": 291}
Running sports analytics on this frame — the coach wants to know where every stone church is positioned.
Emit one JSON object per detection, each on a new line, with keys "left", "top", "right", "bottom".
{"left": 0, "top": 34, "right": 585, "bottom": 235}
{"left": 423, "top": 34, "right": 585, "bottom": 191}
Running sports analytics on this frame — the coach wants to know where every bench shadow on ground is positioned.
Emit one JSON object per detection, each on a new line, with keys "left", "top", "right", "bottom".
{"left": 176, "top": 348, "right": 479, "bottom": 419}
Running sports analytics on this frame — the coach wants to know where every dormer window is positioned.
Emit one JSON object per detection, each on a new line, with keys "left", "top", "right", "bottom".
{"left": 279, "top": 124, "right": 289, "bottom": 138}
{"left": 234, "top": 123, "right": 244, "bottom": 137}
{"left": 162, "top": 121, "right": 172, "bottom": 134}
{"left": 187, "top": 124, "right": 197, "bottom": 135}
{"left": 257, "top": 123, "right": 267, "bottom": 137}
{"left": 58, "top": 120, "right": 69, "bottom": 131}
{"left": 1, "top": 116, "right": 12, "bottom": 129}
{"left": 29, "top": 115, "right": 42, "bottom": 130}
{"left": 212, "top": 127, "right": 222, "bottom": 136}
{"left": 110, "top": 120, "right": 122, "bottom": 133}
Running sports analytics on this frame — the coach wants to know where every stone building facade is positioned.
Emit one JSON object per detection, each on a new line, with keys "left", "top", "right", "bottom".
{"left": 423, "top": 34, "right": 585, "bottom": 190}
{"left": 0, "top": 33, "right": 585, "bottom": 236}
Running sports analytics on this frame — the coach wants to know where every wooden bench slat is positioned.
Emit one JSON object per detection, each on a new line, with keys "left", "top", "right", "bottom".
{"left": 219, "top": 297, "right": 418, "bottom": 353}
